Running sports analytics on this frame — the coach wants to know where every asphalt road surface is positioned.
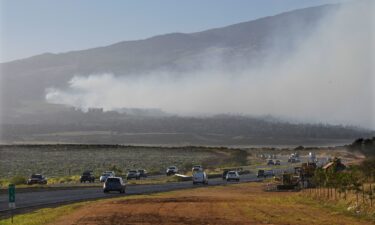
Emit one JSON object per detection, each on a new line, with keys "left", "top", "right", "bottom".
{"left": 0, "top": 157, "right": 301, "bottom": 218}
{"left": 0, "top": 173, "right": 267, "bottom": 217}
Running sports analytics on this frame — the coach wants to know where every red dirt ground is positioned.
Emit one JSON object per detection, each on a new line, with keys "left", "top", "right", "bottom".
{"left": 51, "top": 183, "right": 374, "bottom": 225}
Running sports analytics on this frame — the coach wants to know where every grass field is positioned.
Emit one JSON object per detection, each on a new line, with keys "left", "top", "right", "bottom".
{"left": 0, "top": 145, "right": 247, "bottom": 186}
{"left": 0, "top": 182, "right": 373, "bottom": 225}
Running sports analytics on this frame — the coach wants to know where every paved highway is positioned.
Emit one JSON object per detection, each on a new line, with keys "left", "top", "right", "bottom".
{"left": 0, "top": 156, "right": 301, "bottom": 218}
{"left": 0, "top": 173, "right": 264, "bottom": 217}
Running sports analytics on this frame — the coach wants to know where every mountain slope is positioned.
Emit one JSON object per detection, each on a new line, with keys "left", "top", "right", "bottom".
{"left": 0, "top": 4, "right": 336, "bottom": 115}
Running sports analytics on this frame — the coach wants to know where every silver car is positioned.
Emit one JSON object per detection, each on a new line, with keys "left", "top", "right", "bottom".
{"left": 226, "top": 171, "right": 240, "bottom": 182}
{"left": 103, "top": 177, "right": 126, "bottom": 193}
{"left": 100, "top": 172, "right": 113, "bottom": 182}
{"left": 193, "top": 171, "right": 208, "bottom": 185}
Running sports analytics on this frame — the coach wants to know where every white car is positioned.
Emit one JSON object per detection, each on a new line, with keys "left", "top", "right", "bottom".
{"left": 192, "top": 165, "right": 203, "bottom": 173}
{"left": 193, "top": 171, "right": 208, "bottom": 185}
{"left": 100, "top": 172, "right": 114, "bottom": 182}
{"left": 105, "top": 171, "right": 115, "bottom": 176}
{"left": 166, "top": 166, "right": 178, "bottom": 176}
{"left": 226, "top": 171, "right": 240, "bottom": 182}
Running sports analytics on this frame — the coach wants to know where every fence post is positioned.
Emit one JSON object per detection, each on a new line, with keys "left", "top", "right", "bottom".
{"left": 370, "top": 183, "right": 373, "bottom": 207}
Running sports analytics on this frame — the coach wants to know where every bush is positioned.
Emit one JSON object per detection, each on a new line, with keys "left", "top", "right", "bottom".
{"left": 295, "top": 145, "right": 304, "bottom": 150}
{"left": 10, "top": 176, "right": 27, "bottom": 185}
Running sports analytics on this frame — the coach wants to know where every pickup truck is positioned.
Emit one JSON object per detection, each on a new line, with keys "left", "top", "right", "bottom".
{"left": 80, "top": 171, "right": 95, "bottom": 183}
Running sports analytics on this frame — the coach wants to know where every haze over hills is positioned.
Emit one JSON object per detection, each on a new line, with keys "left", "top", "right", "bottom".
{"left": 0, "top": 4, "right": 334, "bottom": 114}
{"left": 0, "top": 2, "right": 373, "bottom": 145}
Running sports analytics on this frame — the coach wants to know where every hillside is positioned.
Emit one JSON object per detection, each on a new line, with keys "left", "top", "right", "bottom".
{"left": 0, "top": 4, "right": 336, "bottom": 116}
{"left": 1, "top": 3, "right": 372, "bottom": 145}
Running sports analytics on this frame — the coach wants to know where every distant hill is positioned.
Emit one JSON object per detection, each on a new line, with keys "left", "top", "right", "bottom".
{"left": 0, "top": 4, "right": 336, "bottom": 116}
{"left": 1, "top": 3, "right": 372, "bottom": 146}
{"left": 1, "top": 110, "right": 373, "bottom": 146}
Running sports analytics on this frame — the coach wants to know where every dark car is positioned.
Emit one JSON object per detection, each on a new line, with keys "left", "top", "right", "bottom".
{"left": 27, "top": 174, "right": 47, "bottom": 185}
{"left": 267, "top": 160, "right": 275, "bottom": 165}
{"left": 80, "top": 171, "right": 95, "bottom": 183}
{"left": 103, "top": 177, "right": 126, "bottom": 193}
{"left": 275, "top": 160, "right": 281, "bottom": 165}
{"left": 257, "top": 170, "right": 265, "bottom": 178}
{"left": 138, "top": 169, "right": 147, "bottom": 178}
{"left": 127, "top": 170, "right": 140, "bottom": 180}
{"left": 265, "top": 170, "right": 275, "bottom": 177}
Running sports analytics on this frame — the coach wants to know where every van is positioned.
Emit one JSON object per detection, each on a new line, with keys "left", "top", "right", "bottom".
{"left": 193, "top": 171, "right": 208, "bottom": 185}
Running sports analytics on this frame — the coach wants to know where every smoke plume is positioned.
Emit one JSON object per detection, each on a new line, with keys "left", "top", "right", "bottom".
{"left": 46, "top": 2, "right": 375, "bottom": 129}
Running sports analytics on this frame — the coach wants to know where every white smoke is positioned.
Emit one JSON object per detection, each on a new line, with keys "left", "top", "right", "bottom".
{"left": 46, "top": 2, "right": 375, "bottom": 129}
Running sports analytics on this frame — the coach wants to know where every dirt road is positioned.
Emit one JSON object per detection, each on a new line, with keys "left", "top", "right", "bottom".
{"left": 51, "top": 183, "right": 372, "bottom": 225}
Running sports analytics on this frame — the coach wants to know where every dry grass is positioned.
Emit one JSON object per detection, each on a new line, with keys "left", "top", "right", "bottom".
{"left": 47, "top": 182, "right": 374, "bottom": 225}
{"left": 301, "top": 185, "right": 375, "bottom": 220}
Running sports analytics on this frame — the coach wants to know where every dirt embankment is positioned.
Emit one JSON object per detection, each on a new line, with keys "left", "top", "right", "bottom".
{"left": 51, "top": 183, "right": 373, "bottom": 225}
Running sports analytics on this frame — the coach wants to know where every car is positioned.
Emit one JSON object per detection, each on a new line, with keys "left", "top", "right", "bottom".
{"left": 103, "top": 177, "right": 126, "bottom": 193}
{"left": 193, "top": 171, "right": 208, "bottom": 185}
{"left": 267, "top": 159, "right": 275, "bottom": 165}
{"left": 222, "top": 170, "right": 229, "bottom": 180}
{"left": 192, "top": 165, "right": 203, "bottom": 173}
{"left": 257, "top": 169, "right": 265, "bottom": 178}
{"left": 264, "top": 170, "right": 275, "bottom": 177}
{"left": 80, "top": 171, "right": 95, "bottom": 183}
{"left": 138, "top": 169, "right": 147, "bottom": 178}
{"left": 127, "top": 170, "right": 140, "bottom": 180}
{"left": 100, "top": 172, "right": 113, "bottom": 182}
{"left": 226, "top": 171, "right": 240, "bottom": 182}
{"left": 104, "top": 171, "right": 115, "bottom": 176}
{"left": 27, "top": 174, "right": 47, "bottom": 185}
{"left": 166, "top": 166, "right": 178, "bottom": 176}
{"left": 275, "top": 160, "right": 281, "bottom": 165}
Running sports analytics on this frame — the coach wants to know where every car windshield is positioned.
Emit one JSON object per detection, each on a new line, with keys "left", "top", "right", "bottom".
{"left": 129, "top": 170, "right": 137, "bottom": 173}
{"left": 83, "top": 172, "right": 91, "bottom": 175}
{"left": 228, "top": 172, "right": 236, "bottom": 175}
{"left": 31, "top": 174, "right": 42, "bottom": 179}
{"left": 102, "top": 173, "right": 110, "bottom": 176}
{"left": 169, "top": 167, "right": 175, "bottom": 169}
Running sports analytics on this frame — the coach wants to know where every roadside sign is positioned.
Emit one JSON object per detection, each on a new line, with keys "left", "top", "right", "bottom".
{"left": 8, "top": 184, "right": 15, "bottom": 203}
{"left": 8, "top": 184, "right": 16, "bottom": 223}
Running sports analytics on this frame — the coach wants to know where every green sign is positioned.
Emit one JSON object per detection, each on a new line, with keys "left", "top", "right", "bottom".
{"left": 8, "top": 184, "right": 15, "bottom": 203}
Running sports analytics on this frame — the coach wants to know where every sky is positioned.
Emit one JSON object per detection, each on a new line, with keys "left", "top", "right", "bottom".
{"left": 0, "top": 0, "right": 348, "bottom": 63}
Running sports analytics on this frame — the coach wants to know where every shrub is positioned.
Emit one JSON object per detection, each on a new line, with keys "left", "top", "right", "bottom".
{"left": 10, "top": 176, "right": 27, "bottom": 185}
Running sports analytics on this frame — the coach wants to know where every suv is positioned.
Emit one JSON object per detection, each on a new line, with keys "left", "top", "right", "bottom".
{"left": 103, "top": 177, "right": 126, "bottom": 193}
{"left": 226, "top": 171, "right": 240, "bottom": 182}
{"left": 138, "top": 169, "right": 147, "bottom": 178}
{"left": 127, "top": 170, "right": 140, "bottom": 180}
{"left": 257, "top": 169, "right": 266, "bottom": 178}
{"left": 27, "top": 174, "right": 47, "bottom": 185}
{"left": 193, "top": 171, "right": 208, "bottom": 185}
{"left": 80, "top": 171, "right": 95, "bottom": 183}
{"left": 166, "top": 166, "right": 178, "bottom": 176}
{"left": 192, "top": 165, "right": 203, "bottom": 173}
